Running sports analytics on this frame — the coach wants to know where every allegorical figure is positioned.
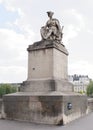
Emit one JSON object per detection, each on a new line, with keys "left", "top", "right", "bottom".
{"left": 40, "top": 11, "right": 64, "bottom": 42}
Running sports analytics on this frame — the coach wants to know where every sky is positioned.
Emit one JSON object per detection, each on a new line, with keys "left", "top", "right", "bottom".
{"left": 0, "top": 0, "right": 93, "bottom": 83}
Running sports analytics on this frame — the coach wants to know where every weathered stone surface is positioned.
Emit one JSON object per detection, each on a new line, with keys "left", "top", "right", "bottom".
{"left": 3, "top": 92, "right": 87, "bottom": 125}
{"left": 21, "top": 79, "right": 73, "bottom": 92}
{"left": 62, "top": 95, "right": 87, "bottom": 124}
{"left": 0, "top": 99, "right": 5, "bottom": 119}
{"left": 0, "top": 99, "right": 2, "bottom": 118}
{"left": 27, "top": 40, "right": 68, "bottom": 55}
{"left": 27, "top": 40, "right": 68, "bottom": 81}
{"left": 87, "top": 98, "right": 93, "bottom": 113}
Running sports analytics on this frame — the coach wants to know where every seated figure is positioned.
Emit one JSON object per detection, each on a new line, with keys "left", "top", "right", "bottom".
{"left": 40, "top": 11, "right": 63, "bottom": 42}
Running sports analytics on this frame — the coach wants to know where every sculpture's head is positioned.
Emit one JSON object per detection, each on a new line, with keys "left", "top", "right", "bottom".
{"left": 47, "top": 11, "right": 54, "bottom": 18}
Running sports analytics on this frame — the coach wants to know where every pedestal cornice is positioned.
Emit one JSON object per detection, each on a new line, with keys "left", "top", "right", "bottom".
{"left": 27, "top": 40, "right": 68, "bottom": 55}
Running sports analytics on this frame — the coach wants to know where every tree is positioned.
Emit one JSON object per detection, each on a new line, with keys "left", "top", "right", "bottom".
{"left": 0, "top": 84, "right": 17, "bottom": 98}
{"left": 0, "top": 84, "right": 6, "bottom": 98}
{"left": 87, "top": 80, "right": 93, "bottom": 96}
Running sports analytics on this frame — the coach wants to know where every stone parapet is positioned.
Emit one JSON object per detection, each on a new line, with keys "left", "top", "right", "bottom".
{"left": 87, "top": 98, "right": 93, "bottom": 113}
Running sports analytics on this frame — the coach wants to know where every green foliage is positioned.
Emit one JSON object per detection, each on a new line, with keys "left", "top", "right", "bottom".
{"left": 78, "top": 91, "right": 86, "bottom": 95}
{"left": 87, "top": 80, "right": 93, "bottom": 96}
{"left": 0, "top": 84, "right": 17, "bottom": 98}
{"left": 79, "top": 91, "right": 83, "bottom": 94}
{"left": 0, "top": 85, "right": 6, "bottom": 97}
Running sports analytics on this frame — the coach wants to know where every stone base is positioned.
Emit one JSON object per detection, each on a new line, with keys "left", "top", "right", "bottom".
{"left": 3, "top": 92, "right": 87, "bottom": 125}
{"left": 21, "top": 79, "right": 73, "bottom": 92}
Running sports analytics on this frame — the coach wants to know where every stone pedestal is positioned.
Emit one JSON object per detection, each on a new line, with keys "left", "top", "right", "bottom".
{"left": 20, "top": 40, "right": 73, "bottom": 92}
{"left": 3, "top": 92, "right": 87, "bottom": 125}
{"left": 3, "top": 40, "right": 87, "bottom": 125}
{"left": 27, "top": 40, "right": 68, "bottom": 80}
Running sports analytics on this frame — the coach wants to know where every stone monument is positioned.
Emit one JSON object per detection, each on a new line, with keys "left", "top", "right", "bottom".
{"left": 3, "top": 11, "right": 87, "bottom": 125}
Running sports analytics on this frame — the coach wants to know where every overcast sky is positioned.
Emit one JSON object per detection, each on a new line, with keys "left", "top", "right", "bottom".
{"left": 0, "top": 0, "right": 93, "bottom": 83}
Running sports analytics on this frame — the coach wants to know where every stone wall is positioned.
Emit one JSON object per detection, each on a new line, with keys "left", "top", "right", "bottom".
{"left": 62, "top": 94, "right": 87, "bottom": 124}
{"left": 87, "top": 98, "right": 93, "bottom": 113}
{"left": 0, "top": 99, "right": 3, "bottom": 118}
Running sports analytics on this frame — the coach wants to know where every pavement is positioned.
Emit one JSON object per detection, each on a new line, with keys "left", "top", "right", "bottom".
{"left": 0, "top": 113, "right": 93, "bottom": 130}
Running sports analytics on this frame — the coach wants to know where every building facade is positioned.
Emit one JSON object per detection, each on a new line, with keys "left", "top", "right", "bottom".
{"left": 68, "top": 74, "right": 90, "bottom": 93}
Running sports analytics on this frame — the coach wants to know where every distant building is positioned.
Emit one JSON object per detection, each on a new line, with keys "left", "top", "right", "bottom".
{"left": 68, "top": 74, "right": 91, "bottom": 93}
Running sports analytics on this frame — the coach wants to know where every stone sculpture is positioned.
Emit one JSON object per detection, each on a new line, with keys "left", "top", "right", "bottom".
{"left": 40, "top": 11, "right": 64, "bottom": 42}
{"left": 3, "top": 11, "right": 87, "bottom": 126}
